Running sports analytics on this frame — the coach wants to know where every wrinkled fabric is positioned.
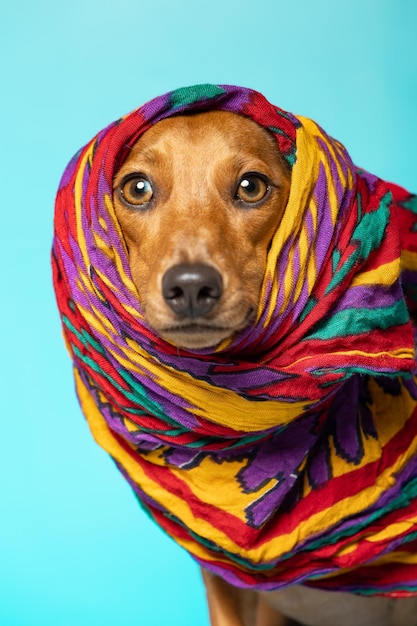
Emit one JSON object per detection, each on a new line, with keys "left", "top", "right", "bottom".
{"left": 52, "top": 84, "right": 417, "bottom": 596}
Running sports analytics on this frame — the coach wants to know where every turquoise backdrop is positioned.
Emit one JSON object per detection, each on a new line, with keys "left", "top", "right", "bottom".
{"left": 1, "top": 1, "right": 416, "bottom": 624}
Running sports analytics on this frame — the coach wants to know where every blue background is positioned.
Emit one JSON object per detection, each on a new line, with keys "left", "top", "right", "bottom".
{"left": 1, "top": 1, "right": 416, "bottom": 624}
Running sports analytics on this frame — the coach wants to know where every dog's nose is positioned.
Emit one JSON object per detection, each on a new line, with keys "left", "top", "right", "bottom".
{"left": 162, "top": 263, "right": 223, "bottom": 318}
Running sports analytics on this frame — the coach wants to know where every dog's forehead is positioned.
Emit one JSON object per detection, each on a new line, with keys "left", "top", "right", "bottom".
{"left": 122, "top": 110, "right": 282, "bottom": 168}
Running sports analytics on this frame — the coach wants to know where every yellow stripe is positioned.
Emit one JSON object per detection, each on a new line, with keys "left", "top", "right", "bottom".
{"left": 102, "top": 194, "right": 140, "bottom": 297}
{"left": 80, "top": 303, "right": 117, "bottom": 337}
{"left": 305, "top": 201, "right": 318, "bottom": 293}
{"left": 351, "top": 259, "right": 401, "bottom": 287}
{"left": 367, "top": 517, "right": 417, "bottom": 543}
{"left": 282, "top": 245, "right": 295, "bottom": 311}
{"left": 74, "top": 144, "right": 95, "bottom": 270}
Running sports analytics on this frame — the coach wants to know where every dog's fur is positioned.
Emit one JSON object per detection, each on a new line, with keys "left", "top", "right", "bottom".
{"left": 113, "top": 111, "right": 417, "bottom": 626}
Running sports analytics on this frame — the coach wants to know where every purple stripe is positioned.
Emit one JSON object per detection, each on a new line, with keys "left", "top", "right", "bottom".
{"left": 333, "top": 282, "right": 404, "bottom": 313}
{"left": 313, "top": 162, "right": 335, "bottom": 263}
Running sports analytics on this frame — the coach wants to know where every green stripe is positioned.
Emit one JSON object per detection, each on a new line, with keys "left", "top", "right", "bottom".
{"left": 170, "top": 84, "right": 226, "bottom": 108}
{"left": 325, "top": 192, "right": 391, "bottom": 295}
{"left": 306, "top": 299, "right": 409, "bottom": 341}
{"left": 63, "top": 315, "right": 105, "bottom": 355}
{"left": 332, "top": 247, "right": 341, "bottom": 274}
{"left": 299, "top": 296, "right": 317, "bottom": 323}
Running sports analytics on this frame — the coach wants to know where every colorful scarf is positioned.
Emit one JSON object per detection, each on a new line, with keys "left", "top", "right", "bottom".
{"left": 52, "top": 84, "right": 417, "bottom": 597}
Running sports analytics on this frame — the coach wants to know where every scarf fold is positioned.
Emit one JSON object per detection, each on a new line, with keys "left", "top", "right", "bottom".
{"left": 53, "top": 84, "right": 417, "bottom": 596}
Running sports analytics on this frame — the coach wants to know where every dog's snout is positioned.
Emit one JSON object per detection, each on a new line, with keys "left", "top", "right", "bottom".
{"left": 162, "top": 263, "right": 223, "bottom": 318}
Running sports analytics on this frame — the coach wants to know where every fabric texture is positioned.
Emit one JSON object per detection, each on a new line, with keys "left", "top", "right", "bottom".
{"left": 52, "top": 84, "right": 417, "bottom": 596}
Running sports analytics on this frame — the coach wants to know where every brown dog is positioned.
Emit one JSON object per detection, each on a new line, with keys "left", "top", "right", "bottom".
{"left": 112, "top": 111, "right": 417, "bottom": 626}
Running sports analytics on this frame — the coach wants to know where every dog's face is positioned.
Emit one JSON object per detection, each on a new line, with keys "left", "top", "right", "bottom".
{"left": 113, "top": 111, "right": 290, "bottom": 350}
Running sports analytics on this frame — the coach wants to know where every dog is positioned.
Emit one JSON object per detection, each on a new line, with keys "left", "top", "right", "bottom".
{"left": 111, "top": 110, "right": 417, "bottom": 626}
{"left": 53, "top": 85, "right": 417, "bottom": 626}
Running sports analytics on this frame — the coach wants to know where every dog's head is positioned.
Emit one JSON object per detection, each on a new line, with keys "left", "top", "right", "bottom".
{"left": 113, "top": 111, "right": 291, "bottom": 350}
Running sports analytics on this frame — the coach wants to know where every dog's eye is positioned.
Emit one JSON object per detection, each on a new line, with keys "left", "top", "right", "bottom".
{"left": 120, "top": 176, "right": 153, "bottom": 207}
{"left": 236, "top": 174, "right": 269, "bottom": 204}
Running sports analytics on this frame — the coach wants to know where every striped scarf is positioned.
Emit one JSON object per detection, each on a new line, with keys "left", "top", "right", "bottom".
{"left": 52, "top": 84, "right": 417, "bottom": 596}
